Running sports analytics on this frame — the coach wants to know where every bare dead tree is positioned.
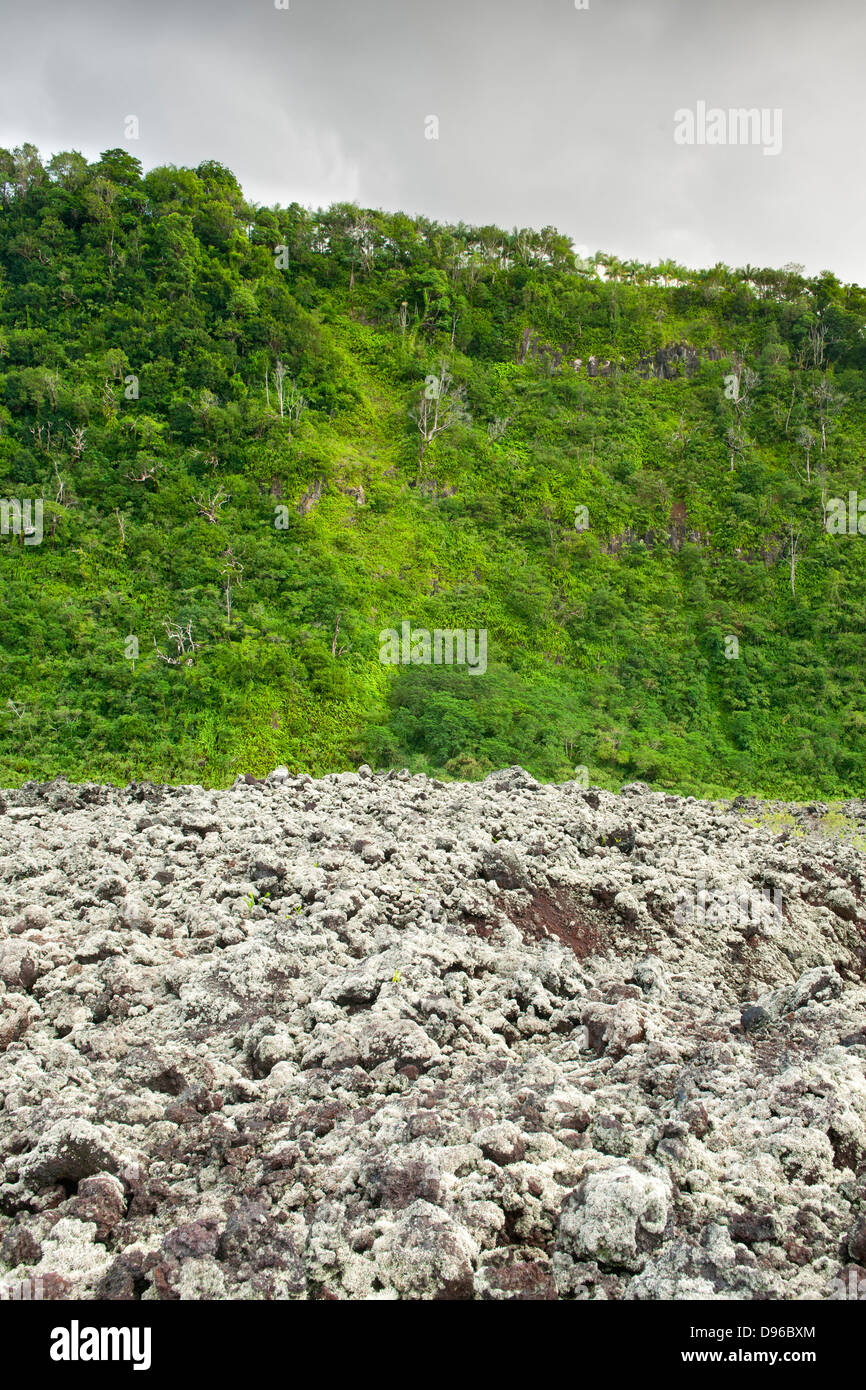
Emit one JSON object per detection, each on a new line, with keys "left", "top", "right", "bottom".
{"left": 811, "top": 376, "right": 845, "bottom": 453}
{"left": 808, "top": 320, "right": 826, "bottom": 370}
{"left": 783, "top": 383, "right": 797, "bottom": 435}
{"left": 807, "top": 315, "right": 838, "bottom": 370}
{"left": 127, "top": 463, "right": 159, "bottom": 489}
{"left": 725, "top": 360, "right": 758, "bottom": 471}
{"left": 153, "top": 620, "right": 198, "bottom": 667}
{"left": 787, "top": 524, "right": 801, "bottom": 597}
{"left": 66, "top": 424, "right": 86, "bottom": 460}
{"left": 114, "top": 508, "right": 126, "bottom": 547}
{"left": 194, "top": 487, "right": 230, "bottom": 523}
{"left": 51, "top": 457, "right": 66, "bottom": 504}
{"left": 726, "top": 424, "right": 746, "bottom": 474}
{"left": 219, "top": 548, "right": 244, "bottom": 629}
{"left": 286, "top": 380, "right": 307, "bottom": 425}
{"left": 331, "top": 611, "right": 347, "bottom": 658}
{"left": 796, "top": 425, "right": 817, "bottom": 482}
{"left": 411, "top": 362, "right": 470, "bottom": 470}
{"left": 29, "top": 422, "right": 52, "bottom": 454}
{"left": 816, "top": 457, "right": 830, "bottom": 531}
{"left": 735, "top": 364, "right": 759, "bottom": 414}
{"left": 273, "top": 359, "right": 286, "bottom": 418}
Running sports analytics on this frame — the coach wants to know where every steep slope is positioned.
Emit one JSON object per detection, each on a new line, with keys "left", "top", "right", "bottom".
{"left": 2, "top": 146, "right": 866, "bottom": 796}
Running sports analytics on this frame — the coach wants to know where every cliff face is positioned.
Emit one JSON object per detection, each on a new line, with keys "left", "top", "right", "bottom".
{"left": 516, "top": 329, "right": 725, "bottom": 378}
{"left": 1, "top": 769, "right": 865, "bottom": 1300}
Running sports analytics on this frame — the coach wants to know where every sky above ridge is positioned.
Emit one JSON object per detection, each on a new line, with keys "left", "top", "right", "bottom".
{"left": 1, "top": 0, "right": 864, "bottom": 282}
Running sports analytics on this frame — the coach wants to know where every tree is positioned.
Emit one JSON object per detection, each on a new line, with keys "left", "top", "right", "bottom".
{"left": 724, "top": 356, "right": 759, "bottom": 470}
{"left": 46, "top": 150, "right": 88, "bottom": 190}
{"left": 725, "top": 423, "right": 747, "bottom": 474}
{"left": 154, "top": 621, "right": 198, "bottom": 666}
{"left": 655, "top": 259, "right": 684, "bottom": 287}
{"left": 195, "top": 487, "right": 230, "bottom": 523}
{"left": 811, "top": 376, "right": 844, "bottom": 452}
{"left": 95, "top": 148, "right": 143, "bottom": 186}
{"left": 219, "top": 548, "right": 244, "bottom": 630}
{"left": 807, "top": 315, "right": 833, "bottom": 369}
{"left": 796, "top": 425, "right": 816, "bottom": 481}
{"left": 787, "top": 523, "right": 801, "bottom": 597}
{"left": 410, "top": 362, "right": 470, "bottom": 470}
{"left": 272, "top": 359, "right": 287, "bottom": 418}
{"left": 672, "top": 412, "right": 692, "bottom": 462}
{"left": 0, "top": 148, "right": 16, "bottom": 205}
{"left": 12, "top": 143, "right": 44, "bottom": 195}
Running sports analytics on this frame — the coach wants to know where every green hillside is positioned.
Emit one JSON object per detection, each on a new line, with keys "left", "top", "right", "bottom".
{"left": 1, "top": 143, "right": 865, "bottom": 798}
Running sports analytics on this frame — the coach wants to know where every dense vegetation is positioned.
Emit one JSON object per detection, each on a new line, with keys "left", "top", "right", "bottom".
{"left": 1, "top": 143, "right": 865, "bottom": 797}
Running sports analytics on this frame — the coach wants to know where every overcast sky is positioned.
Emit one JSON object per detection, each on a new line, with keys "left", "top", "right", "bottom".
{"left": 1, "top": 0, "right": 864, "bottom": 282}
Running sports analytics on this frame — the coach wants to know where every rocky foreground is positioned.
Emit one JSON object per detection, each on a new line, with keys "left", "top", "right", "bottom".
{"left": 1, "top": 768, "right": 865, "bottom": 1301}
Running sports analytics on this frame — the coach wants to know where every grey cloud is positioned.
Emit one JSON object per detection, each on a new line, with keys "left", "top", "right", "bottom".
{"left": 0, "top": 0, "right": 863, "bottom": 281}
